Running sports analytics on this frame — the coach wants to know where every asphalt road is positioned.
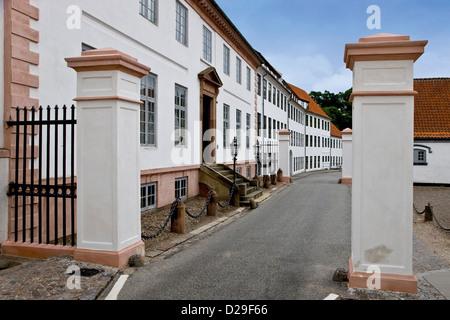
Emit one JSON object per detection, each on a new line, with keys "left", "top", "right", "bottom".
{"left": 118, "top": 171, "right": 352, "bottom": 300}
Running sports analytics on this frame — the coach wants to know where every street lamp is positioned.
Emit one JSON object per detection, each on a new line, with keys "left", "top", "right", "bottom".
{"left": 254, "top": 140, "right": 261, "bottom": 179}
{"left": 231, "top": 136, "right": 238, "bottom": 184}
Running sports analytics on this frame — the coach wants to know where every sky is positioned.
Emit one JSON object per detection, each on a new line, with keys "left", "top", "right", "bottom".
{"left": 215, "top": 0, "right": 450, "bottom": 94}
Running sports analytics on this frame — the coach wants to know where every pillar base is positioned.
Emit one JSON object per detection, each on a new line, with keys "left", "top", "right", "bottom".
{"left": 339, "top": 177, "right": 352, "bottom": 185}
{"left": 0, "top": 241, "right": 76, "bottom": 260}
{"left": 348, "top": 258, "right": 418, "bottom": 294}
{"left": 74, "top": 240, "right": 145, "bottom": 269}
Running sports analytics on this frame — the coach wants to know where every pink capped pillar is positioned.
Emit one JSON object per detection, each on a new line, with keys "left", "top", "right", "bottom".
{"left": 344, "top": 34, "right": 427, "bottom": 294}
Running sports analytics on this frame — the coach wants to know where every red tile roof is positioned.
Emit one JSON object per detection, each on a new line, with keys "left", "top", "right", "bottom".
{"left": 330, "top": 122, "right": 342, "bottom": 138}
{"left": 414, "top": 78, "right": 450, "bottom": 139}
{"left": 287, "top": 83, "right": 331, "bottom": 120}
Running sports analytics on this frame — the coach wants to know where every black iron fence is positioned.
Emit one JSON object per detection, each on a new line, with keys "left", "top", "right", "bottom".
{"left": 7, "top": 105, "right": 77, "bottom": 246}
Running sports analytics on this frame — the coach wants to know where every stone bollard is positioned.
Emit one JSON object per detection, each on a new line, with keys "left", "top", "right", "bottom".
{"left": 424, "top": 204, "right": 433, "bottom": 222}
{"left": 207, "top": 190, "right": 218, "bottom": 217}
{"left": 271, "top": 174, "right": 278, "bottom": 185}
{"left": 232, "top": 185, "right": 240, "bottom": 207}
{"left": 277, "top": 169, "right": 283, "bottom": 182}
{"left": 263, "top": 175, "right": 270, "bottom": 189}
{"left": 171, "top": 201, "right": 186, "bottom": 234}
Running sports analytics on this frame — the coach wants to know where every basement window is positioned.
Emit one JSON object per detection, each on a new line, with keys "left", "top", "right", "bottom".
{"left": 414, "top": 149, "right": 428, "bottom": 166}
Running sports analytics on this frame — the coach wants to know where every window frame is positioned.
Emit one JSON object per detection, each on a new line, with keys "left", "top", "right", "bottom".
{"left": 140, "top": 73, "right": 157, "bottom": 147}
{"left": 236, "top": 57, "right": 242, "bottom": 84}
{"left": 139, "top": 0, "right": 158, "bottom": 24}
{"left": 174, "top": 85, "right": 187, "bottom": 146}
{"left": 175, "top": 1, "right": 188, "bottom": 46}
{"left": 223, "top": 45, "right": 230, "bottom": 76}
{"left": 414, "top": 149, "right": 428, "bottom": 166}
{"left": 175, "top": 177, "right": 188, "bottom": 200}
{"left": 202, "top": 25, "right": 212, "bottom": 63}
{"left": 223, "top": 104, "right": 230, "bottom": 148}
{"left": 141, "top": 182, "right": 157, "bottom": 211}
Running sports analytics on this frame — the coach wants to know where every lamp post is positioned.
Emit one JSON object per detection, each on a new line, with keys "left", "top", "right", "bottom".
{"left": 231, "top": 136, "right": 238, "bottom": 185}
{"left": 254, "top": 140, "right": 260, "bottom": 178}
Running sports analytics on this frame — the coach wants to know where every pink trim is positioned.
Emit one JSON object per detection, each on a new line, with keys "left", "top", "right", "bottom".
{"left": 74, "top": 96, "right": 143, "bottom": 104}
{"left": 74, "top": 241, "right": 145, "bottom": 269}
{"left": 348, "top": 258, "right": 418, "bottom": 294}
{"left": 341, "top": 128, "right": 353, "bottom": 135}
{"left": 66, "top": 48, "right": 151, "bottom": 78}
{"left": 349, "top": 90, "right": 418, "bottom": 102}
{"left": 344, "top": 33, "right": 428, "bottom": 71}
{"left": 1, "top": 241, "right": 76, "bottom": 259}
{"left": 339, "top": 178, "right": 352, "bottom": 185}
{"left": 277, "top": 129, "right": 291, "bottom": 136}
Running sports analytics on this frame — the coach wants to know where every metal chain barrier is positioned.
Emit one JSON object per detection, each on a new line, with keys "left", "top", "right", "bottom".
{"left": 218, "top": 183, "right": 237, "bottom": 209}
{"left": 142, "top": 197, "right": 181, "bottom": 240}
{"left": 414, "top": 202, "right": 450, "bottom": 232}
{"left": 142, "top": 187, "right": 218, "bottom": 239}
{"left": 413, "top": 204, "right": 426, "bottom": 215}
{"left": 185, "top": 188, "right": 214, "bottom": 219}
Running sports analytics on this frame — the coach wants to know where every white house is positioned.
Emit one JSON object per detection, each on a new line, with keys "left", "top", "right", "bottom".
{"left": 413, "top": 78, "right": 450, "bottom": 185}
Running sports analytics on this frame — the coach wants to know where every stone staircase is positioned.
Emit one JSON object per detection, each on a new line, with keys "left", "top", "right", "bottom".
{"left": 199, "top": 163, "right": 263, "bottom": 207}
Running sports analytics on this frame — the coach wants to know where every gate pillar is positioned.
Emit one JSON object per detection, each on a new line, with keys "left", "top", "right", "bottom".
{"left": 277, "top": 129, "right": 291, "bottom": 183}
{"left": 344, "top": 34, "right": 427, "bottom": 293}
{"left": 66, "top": 49, "right": 150, "bottom": 269}
{"left": 339, "top": 128, "right": 352, "bottom": 184}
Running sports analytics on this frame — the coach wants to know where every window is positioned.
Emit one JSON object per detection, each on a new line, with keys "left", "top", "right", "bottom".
{"left": 174, "top": 85, "right": 187, "bottom": 146}
{"left": 202, "top": 26, "right": 212, "bottom": 62}
{"left": 175, "top": 1, "right": 188, "bottom": 45}
{"left": 236, "top": 109, "right": 242, "bottom": 146}
{"left": 246, "top": 67, "right": 251, "bottom": 91}
{"left": 175, "top": 177, "right": 187, "bottom": 200}
{"left": 257, "top": 74, "right": 261, "bottom": 96}
{"left": 141, "top": 183, "right": 156, "bottom": 211}
{"left": 236, "top": 58, "right": 242, "bottom": 84}
{"left": 263, "top": 79, "right": 267, "bottom": 100}
{"left": 268, "top": 84, "right": 272, "bottom": 103}
{"left": 257, "top": 112, "right": 261, "bottom": 137}
{"left": 223, "top": 45, "right": 230, "bottom": 75}
{"left": 223, "top": 104, "right": 230, "bottom": 148}
{"left": 246, "top": 113, "right": 251, "bottom": 149}
{"left": 140, "top": 74, "right": 157, "bottom": 146}
{"left": 246, "top": 166, "right": 251, "bottom": 179}
{"left": 414, "top": 149, "right": 428, "bottom": 166}
{"left": 140, "top": 0, "right": 157, "bottom": 24}
{"left": 81, "top": 43, "right": 96, "bottom": 52}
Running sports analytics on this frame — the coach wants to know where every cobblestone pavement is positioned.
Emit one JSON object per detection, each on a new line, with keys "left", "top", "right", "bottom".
{"left": 0, "top": 255, "right": 118, "bottom": 300}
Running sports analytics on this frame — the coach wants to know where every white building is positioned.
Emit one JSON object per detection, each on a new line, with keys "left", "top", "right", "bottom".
{"left": 0, "top": 0, "right": 343, "bottom": 248}
{"left": 413, "top": 78, "right": 450, "bottom": 185}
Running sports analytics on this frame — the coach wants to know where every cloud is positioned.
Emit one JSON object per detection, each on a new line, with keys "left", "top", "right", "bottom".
{"left": 266, "top": 53, "right": 353, "bottom": 94}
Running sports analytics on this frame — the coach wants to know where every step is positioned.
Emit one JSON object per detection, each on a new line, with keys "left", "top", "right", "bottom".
{"left": 240, "top": 189, "right": 264, "bottom": 201}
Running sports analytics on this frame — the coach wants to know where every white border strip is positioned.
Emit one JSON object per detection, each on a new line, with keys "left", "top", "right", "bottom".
{"left": 324, "top": 293, "right": 339, "bottom": 300}
{"left": 105, "top": 275, "right": 129, "bottom": 300}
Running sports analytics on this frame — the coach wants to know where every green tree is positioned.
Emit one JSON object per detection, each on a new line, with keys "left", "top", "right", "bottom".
{"left": 310, "top": 88, "right": 353, "bottom": 130}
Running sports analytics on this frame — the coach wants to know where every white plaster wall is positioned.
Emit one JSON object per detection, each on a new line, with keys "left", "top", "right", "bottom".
{"left": 36, "top": 0, "right": 256, "bottom": 174}
{"left": 414, "top": 141, "right": 450, "bottom": 184}
{"left": 342, "top": 134, "right": 353, "bottom": 179}
{"left": 352, "top": 95, "right": 414, "bottom": 275}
